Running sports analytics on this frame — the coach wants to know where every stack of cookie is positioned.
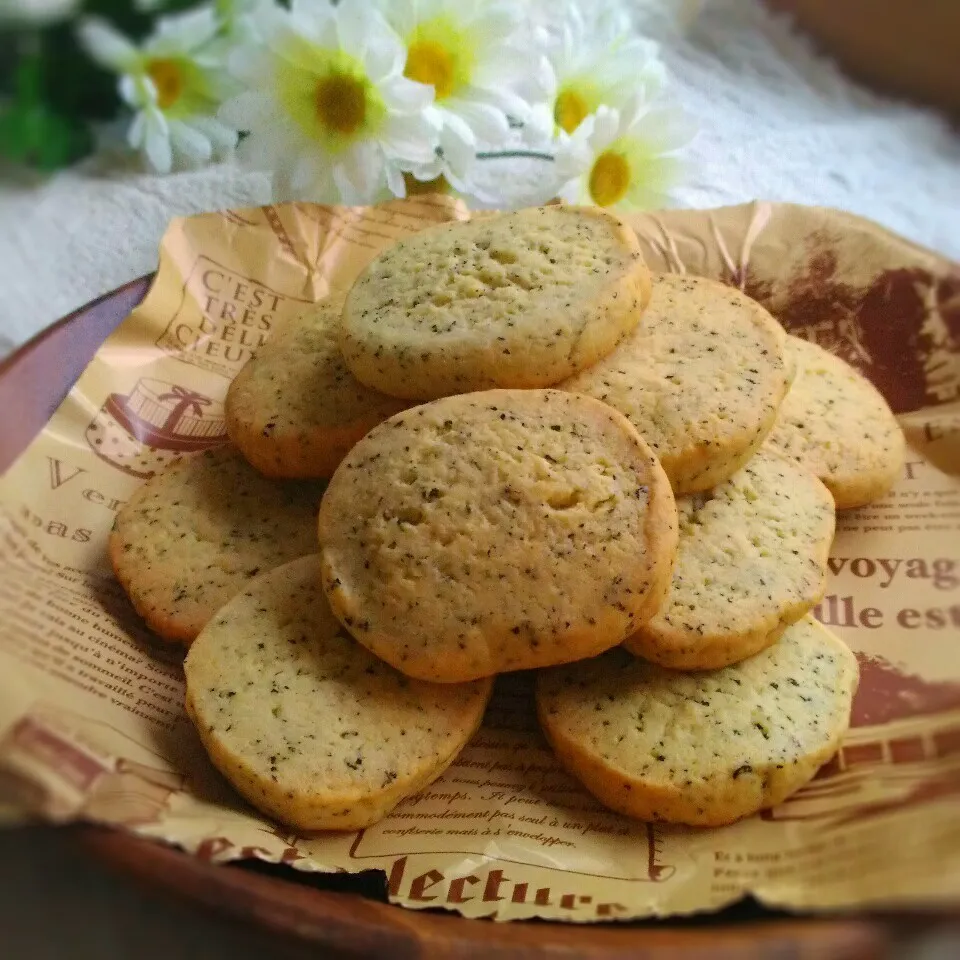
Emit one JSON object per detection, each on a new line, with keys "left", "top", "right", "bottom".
{"left": 111, "top": 206, "right": 903, "bottom": 831}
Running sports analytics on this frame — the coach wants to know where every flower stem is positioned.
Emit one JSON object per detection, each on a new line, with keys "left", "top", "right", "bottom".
{"left": 475, "top": 150, "right": 555, "bottom": 162}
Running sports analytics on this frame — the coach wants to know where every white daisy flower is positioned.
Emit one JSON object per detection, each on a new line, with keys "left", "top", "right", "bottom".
{"left": 536, "top": 0, "right": 666, "bottom": 141}
{"left": 555, "top": 97, "right": 694, "bottom": 210}
{"left": 78, "top": 6, "right": 239, "bottom": 174}
{"left": 214, "top": 0, "right": 269, "bottom": 43}
{"left": 377, "top": 0, "right": 545, "bottom": 190}
{"left": 219, "top": 0, "right": 438, "bottom": 205}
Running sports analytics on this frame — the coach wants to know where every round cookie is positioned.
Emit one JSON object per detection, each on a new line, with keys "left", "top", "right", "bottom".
{"left": 318, "top": 389, "right": 678, "bottom": 683}
{"left": 624, "top": 447, "right": 835, "bottom": 670}
{"left": 185, "top": 556, "right": 492, "bottom": 831}
{"left": 765, "top": 336, "right": 905, "bottom": 509}
{"left": 560, "top": 273, "right": 790, "bottom": 494}
{"left": 537, "top": 615, "right": 858, "bottom": 827}
{"left": 340, "top": 206, "right": 651, "bottom": 400}
{"left": 226, "top": 298, "right": 408, "bottom": 479}
{"left": 110, "top": 446, "right": 324, "bottom": 643}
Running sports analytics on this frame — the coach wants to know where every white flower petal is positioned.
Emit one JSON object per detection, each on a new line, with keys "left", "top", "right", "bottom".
{"left": 169, "top": 120, "right": 213, "bottom": 166}
{"left": 380, "top": 111, "right": 440, "bottom": 164}
{"left": 289, "top": 0, "right": 331, "bottom": 24}
{"left": 509, "top": 53, "right": 554, "bottom": 103}
{"left": 628, "top": 104, "right": 698, "bottom": 153}
{"left": 118, "top": 73, "right": 148, "bottom": 109}
{"left": 449, "top": 98, "right": 510, "bottom": 144}
{"left": 336, "top": 1, "right": 393, "bottom": 61}
{"left": 374, "top": 0, "right": 419, "bottom": 37}
{"left": 469, "top": 46, "right": 535, "bottom": 91}
{"left": 536, "top": 58, "right": 559, "bottom": 101}
{"left": 189, "top": 115, "right": 240, "bottom": 154}
{"left": 237, "top": 130, "right": 284, "bottom": 172}
{"left": 553, "top": 123, "right": 595, "bottom": 181}
{"left": 522, "top": 103, "right": 555, "bottom": 150}
{"left": 143, "top": 120, "right": 173, "bottom": 174}
{"left": 465, "top": 0, "right": 522, "bottom": 34}
{"left": 589, "top": 105, "right": 622, "bottom": 151}
{"left": 335, "top": 141, "right": 385, "bottom": 205}
{"left": 285, "top": 0, "right": 335, "bottom": 48}
{"left": 144, "top": 106, "right": 169, "bottom": 136}
{"left": 246, "top": 2, "right": 287, "bottom": 47}
{"left": 438, "top": 112, "right": 477, "bottom": 174}
{"left": 455, "top": 84, "right": 530, "bottom": 126}
{"left": 77, "top": 17, "right": 139, "bottom": 71}
{"left": 218, "top": 90, "right": 274, "bottom": 132}
{"left": 445, "top": 163, "right": 500, "bottom": 206}
{"left": 288, "top": 149, "right": 327, "bottom": 194}
{"left": 331, "top": 164, "right": 361, "bottom": 207}
{"left": 126, "top": 111, "right": 146, "bottom": 150}
{"left": 556, "top": 176, "right": 584, "bottom": 205}
{"left": 237, "top": 113, "right": 301, "bottom": 171}
{"left": 404, "top": 152, "right": 444, "bottom": 182}
{"left": 200, "top": 64, "right": 243, "bottom": 103}
{"left": 227, "top": 44, "right": 274, "bottom": 86}
{"left": 379, "top": 75, "right": 435, "bottom": 113}
{"left": 274, "top": 140, "right": 334, "bottom": 202}
{"left": 147, "top": 7, "right": 220, "bottom": 56}
{"left": 385, "top": 163, "right": 406, "bottom": 199}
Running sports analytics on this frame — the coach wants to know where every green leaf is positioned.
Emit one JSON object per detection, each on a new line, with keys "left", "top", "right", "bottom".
{"left": 0, "top": 99, "right": 93, "bottom": 171}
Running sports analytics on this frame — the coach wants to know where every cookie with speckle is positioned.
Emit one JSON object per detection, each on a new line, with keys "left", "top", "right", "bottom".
{"left": 318, "top": 389, "right": 677, "bottom": 683}
{"left": 226, "top": 298, "right": 408, "bottom": 479}
{"left": 559, "top": 273, "right": 790, "bottom": 494}
{"left": 110, "top": 446, "right": 324, "bottom": 644}
{"left": 625, "top": 447, "right": 835, "bottom": 670}
{"left": 339, "top": 206, "right": 651, "bottom": 400}
{"left": 185, "top": 555, "right": 491, "bottom": 831}
{"left": 765, "top": 336, "right": 905, "bottom": 509}
{"left": 537, "top": 615, "right": 858, "bottom": 827}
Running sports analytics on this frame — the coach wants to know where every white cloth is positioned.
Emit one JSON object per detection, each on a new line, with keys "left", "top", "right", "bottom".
{"left": 1, "top": 0, "right": 958, "bottom": 358}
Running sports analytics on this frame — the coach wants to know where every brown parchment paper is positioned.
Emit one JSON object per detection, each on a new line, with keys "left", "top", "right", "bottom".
{"left": 1, "top": 196, "right": 959, "bottom": 922}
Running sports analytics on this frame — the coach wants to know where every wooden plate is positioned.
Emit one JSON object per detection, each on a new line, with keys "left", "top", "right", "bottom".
{"left": 0, "top": 279, "right": 935, "bottom": 958}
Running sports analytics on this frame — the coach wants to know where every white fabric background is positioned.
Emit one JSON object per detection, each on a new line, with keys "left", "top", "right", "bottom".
{"left": 1, "top": 0, "right": 958, "bottom": 359}
{"left": 1, "top": 2, "right": 959, "bottom": 955}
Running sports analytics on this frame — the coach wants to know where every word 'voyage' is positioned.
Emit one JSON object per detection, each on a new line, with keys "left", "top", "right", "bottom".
{"left": 827, "top": 555, "right": 957, "bottom": 591}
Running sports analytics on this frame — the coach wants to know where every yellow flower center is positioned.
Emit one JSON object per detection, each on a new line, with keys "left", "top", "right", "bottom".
{"left": 315, "top": 73, "right": 368, "bottom": 135}
{"left": 403, "top": 172, "right": 449, "bottom": 196}
{"left": 275, "top": 42, "right": 384, "bottom": 152}
{"left": 589, "top": 150, "right": 631, "bottom": 207}
{"left": 147, "top": 59, "right": 184, "bottom": 110}
{"left": 554, "top": 88, "right": 590, "bottom": 134}
{"left": 404, "top": 39, "right": 455, "bottom": 100}
{"left": 402, "top": 17, "right": 472, "bottom": 101}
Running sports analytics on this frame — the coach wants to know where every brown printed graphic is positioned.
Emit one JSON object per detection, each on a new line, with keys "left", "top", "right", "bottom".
{"left": 85, "top": 377, "right": 227, "bottom": 478}
{"left": 155, "top": 255, "right": 311, "bottom": 378}
{"left": 263, "top": 204, "right": 302, "bottom": 264}
{"left": 744, "top": 246, "right": 960, "bottom": 414}
{"left": 371, "top": 835, "right": 671, "bottom": 917}
{"left": 0, "top": 712, "right": 184, "bottom": 826}
{"left": 851, "top": 653, "right": 960, "bottom": 727}
{"left": 757, "top": 650, "right": 960, "bottom": 826}
{"left": 760, "top": 709, "right": 960, "bottom": 825}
